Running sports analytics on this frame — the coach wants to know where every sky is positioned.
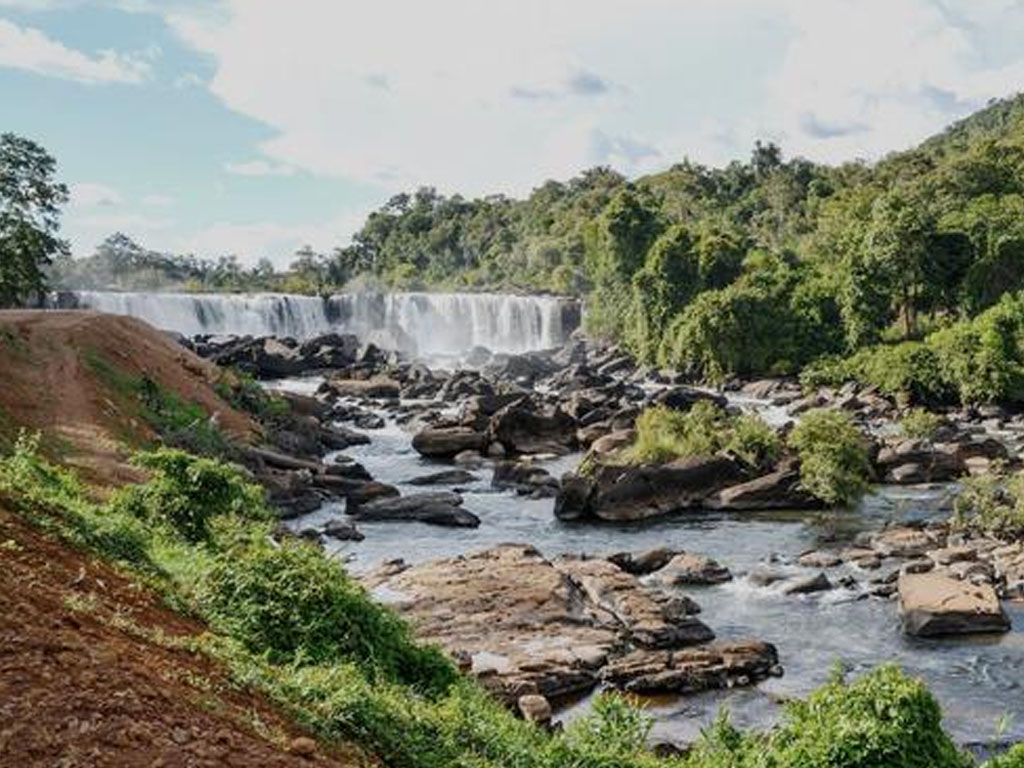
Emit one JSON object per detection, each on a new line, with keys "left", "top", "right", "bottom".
{"left": 3, "top": 0, "right": 1024, "bottom": 267}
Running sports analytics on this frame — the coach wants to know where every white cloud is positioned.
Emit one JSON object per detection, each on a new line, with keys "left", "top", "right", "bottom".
{"left": 69, "top": 181, "right": 122, "bottom": 208}
{"left": 766, "top": 0, "right": 1024, "bottom": 162}
{"left": 0, "top": 17, "right": 153, "bottom": 83}
{"left": 223, "top": 159, "right": 296, "bottom": 177}
{"left": 180, "top": 208, "right": 370, "bottom": 266}
{"left": 161, "top": 0, "right": 1024, "bottom": 198}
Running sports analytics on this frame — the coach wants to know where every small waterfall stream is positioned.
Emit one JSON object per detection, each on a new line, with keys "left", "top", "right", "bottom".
{"left": 64, "top": 290, "right": 581, "bottom": 358}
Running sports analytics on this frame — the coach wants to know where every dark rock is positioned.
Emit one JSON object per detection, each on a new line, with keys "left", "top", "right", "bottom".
{"left": 407, "top": 469, "right": 479, "bottom": 486}
{"left": 412, "top": 428, "right": 488, "bottom": 459}
{"left": 352, "top": 492, "right": 481, "bottom": 528}
{"left": 323, "top": 519, "right": 365, "bottom": 541}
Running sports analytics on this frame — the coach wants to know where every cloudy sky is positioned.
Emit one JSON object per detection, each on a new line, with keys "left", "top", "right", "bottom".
{"left": 3, "top": 0, "right": 1024, "bottom": 266}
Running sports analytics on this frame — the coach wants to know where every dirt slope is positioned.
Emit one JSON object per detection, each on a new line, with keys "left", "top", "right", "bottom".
{"left": 0, "top": 504, "right": 364, "bottom": 767}
{"left": 0, "top": 310, "right": 257, "bottom": 486}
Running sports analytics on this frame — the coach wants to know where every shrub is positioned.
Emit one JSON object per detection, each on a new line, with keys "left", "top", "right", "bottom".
{"left": 952, "top": 469, "right": 1024, "bottom": 536}
{"left": 109, "top": 448, "right": 270, "bottom": 543}
{"left": 197, "top": 533, "right": 457, "bottom": 693}
{"left": 901, "top": 408, "right": 943, "bottom": 440}
{"left": 727, "top": 413, "right": 781, "bottom": 470}
{"left": 766, "top": 664, "right": 971, "bottom": 768}
{"left": 788, "top": 409, "right": 871, "bottom": 506}
{"left": 984, "top": 745, "right": 1024, "bottom": 768}
{"left": 630, "top": 402, "right": 779, "bottom": 471}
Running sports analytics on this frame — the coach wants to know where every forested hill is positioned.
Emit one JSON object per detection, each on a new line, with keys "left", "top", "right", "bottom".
{"left": 325, "top": 92, "right": 1024, "bottom": 401}
{"left": 55, "top": 93, "right": 1024, "bottom": 403}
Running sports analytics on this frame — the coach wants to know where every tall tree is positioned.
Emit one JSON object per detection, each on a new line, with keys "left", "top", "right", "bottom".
{"left": 0, "top": 134, "right": 69, "bottom": 307}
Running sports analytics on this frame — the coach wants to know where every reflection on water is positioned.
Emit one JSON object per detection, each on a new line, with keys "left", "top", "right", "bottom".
{"left": 284, "top": 385, "right": 1024, "bottom": 745}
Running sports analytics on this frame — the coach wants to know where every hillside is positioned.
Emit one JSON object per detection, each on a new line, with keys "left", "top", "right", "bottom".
{"left": 0, "top": 311, "right": 257, "bottom": 486}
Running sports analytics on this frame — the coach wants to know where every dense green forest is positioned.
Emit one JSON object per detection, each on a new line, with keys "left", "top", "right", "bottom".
{"left": 55, "top": 93, "right": 1024, "bottom": 404}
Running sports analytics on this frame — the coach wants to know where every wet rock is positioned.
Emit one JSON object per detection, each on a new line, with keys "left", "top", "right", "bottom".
{"left": 927, "top": 545, "right": 977, "bottom": 566}
{"left": 899, "top": 572, "right": 1010, "bottom": 636}
{"left": 344, "top": 481, "right": 401, "bottom": 510}
{"left": 556, "top": 456, "right": 744, "bottom": 522}
{"left": 454, "top": 450, "right": 486, "bottom": 469}
{"left": 412, "top": 428, "right": 488, "bottom": 459}
{"left": 488, "top": 399, "right": 576, "bottom": 455}
{"left": 588, "top": 429, "right": 636, "bottom": 459}
{"left": 492, "top": 461, "right": 560, "bottom": 496}
{"left": 407, "top": 469, "right": 478, "bottom": 486}
{"left": 708, "top": 465, "right": 821, "bottom": 511}
{"left": 748, "top": 566, "right": 789, "bottom": 588}
{"left": 320, "top": 424, "right": 371, "bottom": 450}
{"left": 649, "top": 386, "right": 727, "bottom": 412}
{"left": 607, "top": 547, "right": 679, "bottom": 576}
{"left": 352, "top": 492, "right": 480, "bottom": 528}
{"left": 362, "top": 544, "right": 774, "bottom": 703}
{"left": 648, "top": 553, "right": 732, "bottom": 586}
{"left": 323, "top": 519, "right": 365, "bottom": 542}
{"left": 871, "top": 527, "right": 941, "bottom": 558}
{"left": 600, "top": 641, "right": 780, "bottom": 695}
{"left": 329, "top": 376, "right": 401, "bottom": 400}
{"left": 799, "top": 551, "right": 842, "bottom": 569}
{"left": 554, "top": 557, "right": 714, "bottom": 649}
{"left": 780, "top": 572, "right": 832, "bottom": 595}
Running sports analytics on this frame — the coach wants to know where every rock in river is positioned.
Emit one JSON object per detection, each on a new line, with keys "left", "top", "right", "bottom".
{"left": 899, "top": 572, "right": 1010, "bottom": 636}
{"left": 361, "top": 544, "right": 779, "bottom": 703}
{"left": 412, "top": 427, "right": 488, "bottom": 459}
{"left": 350, "top": 491, "right": 481, "bottom": 528}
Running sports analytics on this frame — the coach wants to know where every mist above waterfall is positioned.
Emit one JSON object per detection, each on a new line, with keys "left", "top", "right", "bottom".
{"left": 67, "top": 291, "right": 580, "bottom": 358}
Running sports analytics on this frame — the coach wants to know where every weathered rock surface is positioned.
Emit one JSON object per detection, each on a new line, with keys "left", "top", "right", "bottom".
{"left": 362, "top": 545, "right": 779, "bottom": 703}
{"left": 555, "top": 457, "right": 744, "bottom": 522}
{"left": 406, "top": 469, "right": 478, "bottom": 486}
{"left": 350, "top": 492, "right": 480, "bottom": 527}
{"left": 412, "top": 428, "right": 488, "bottom": 459}
{"left": 899, "top": 572, "right": 1010, "bottom": 636}
{"left": 707, "top": 464, "right": 821, "bottom": 511}
{"left": 647, "top": 553, "right": 732, "bottom": 586}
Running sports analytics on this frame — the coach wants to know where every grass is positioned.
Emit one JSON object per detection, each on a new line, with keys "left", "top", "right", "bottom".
{"left": 0, "top": 432, "right": 1019, "bottom": 767}
{"left": 629, "top": 401, "right": 779, "bottom": 470}
{"left": 81, "top": 346, "right": 233, "bottom": 458}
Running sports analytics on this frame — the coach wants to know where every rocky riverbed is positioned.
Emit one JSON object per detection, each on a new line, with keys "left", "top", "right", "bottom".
{"left": 184, "top": 329, "right": 1024, "bottom": 748}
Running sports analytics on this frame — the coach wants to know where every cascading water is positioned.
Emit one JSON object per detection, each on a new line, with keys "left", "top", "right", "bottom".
{"left": 64, "top": 290, "right": 580, "bottom": 357}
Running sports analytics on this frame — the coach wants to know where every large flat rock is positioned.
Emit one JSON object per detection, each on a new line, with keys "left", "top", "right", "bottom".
{"left": 362, "top": 544, "right": 778, "bottom": 702}
{"left": 899, "top": 572, "right": 1010, "bottom": 637}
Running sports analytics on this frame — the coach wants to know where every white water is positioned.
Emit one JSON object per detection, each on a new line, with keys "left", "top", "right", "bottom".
{"left": 67, "top": 290, "right": 578, "bottom": 358}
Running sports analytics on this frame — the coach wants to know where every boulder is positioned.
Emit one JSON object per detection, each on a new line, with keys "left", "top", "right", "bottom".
{"left": 488, "top": 399, "right": 576, "bottom": 455}
{"left": 649, "top": 386, "right": 727, "bottom": 412}
{"left": 517, "top": 695, "right": 552, "bottom": 725}
{"left": 608, "top": 547, "right": 679, "bottom": 576}
{"left": 406, "top": 469, "right": 478, "bottom": 486}
{"left": 412, "top": 428, "right": 488, "bottom": 459}
{"left": 599, "top": 642, "right": 780, "bottom": 695}
{"left": 323, "top": 519, "right": 365, "bottom": 542}
{"left": 708, "top": 465, "right": 821, "bottom": 511}
{"left": 899, "top": 572, "right": 1010, "bottom": 636}
{"left": 555, "top": 456, "right": 744, "bottom": 522}
{"left": 780, "top": 572, "right": 833, "bottom": 595}
{"left": 344, "top": 481, "right": 401, "bottom": 510}
{"left": 647, "top": 553, "right": 732, "bottom": 586}
{"left": 329, "top": 376, "right": 401, "bottom": 400}
{"left": 352, "top": 492, "right": 481, "bottom": 528}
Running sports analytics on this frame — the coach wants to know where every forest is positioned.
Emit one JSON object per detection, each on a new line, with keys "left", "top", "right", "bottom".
{"left": 53, "top": 93, "right": 1024, "bottom": 405}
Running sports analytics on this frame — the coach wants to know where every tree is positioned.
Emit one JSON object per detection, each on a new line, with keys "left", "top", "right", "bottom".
{"left": 0, "top": 134, "right": 69, "bottom": 307}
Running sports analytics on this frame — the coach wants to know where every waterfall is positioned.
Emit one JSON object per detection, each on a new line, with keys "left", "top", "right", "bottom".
{"left": 65, "top": 290, "right": 580, "bottom": 357}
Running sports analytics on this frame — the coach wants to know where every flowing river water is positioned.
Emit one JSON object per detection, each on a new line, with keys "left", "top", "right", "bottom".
{"left": 69, "top": 290, "right": 1024, "bottom": 747}
{"left": 272, "top": 383, "right": 1024, "bottom": 748}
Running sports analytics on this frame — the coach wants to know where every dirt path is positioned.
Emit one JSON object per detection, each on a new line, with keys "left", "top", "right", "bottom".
{"left": 0, "top": 506, "right": 366, "bottom": 767}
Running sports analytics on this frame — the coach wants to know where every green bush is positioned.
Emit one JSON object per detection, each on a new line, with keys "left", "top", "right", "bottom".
{"left": 108, "top": 448, "right": 270, "bottom": 543}
{"left": 901, "top": 408, "right": 943, "bottom": 440}
{"left": 765, "top": 664, "right": 971, "bottom": 768}
{"left": 952, "top": 469, "right": 1024, "bottom": 536}
{"left": 984, "top": 745, "right": 1024, "bottom": 768}
{"left": 630, "top": 402, "right": 779, "bottom": 471}
{"left": 197, "top": 533, "right": 457, "bottom": 693}
{"left": 727, "top": 413, "right": 781, "bottom": 470}
{"left": 788, "top": 409, "right": 871, "bottom": 506}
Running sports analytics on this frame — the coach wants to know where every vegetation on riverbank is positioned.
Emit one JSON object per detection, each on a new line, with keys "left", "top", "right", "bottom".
{"left": 2, "top": 430, "right": 1019, "bottom": 767}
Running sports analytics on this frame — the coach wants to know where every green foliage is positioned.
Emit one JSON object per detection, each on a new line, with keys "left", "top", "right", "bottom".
{"left": 788, "top": 409, "right": 871, "bottom": 507}
{"left": 952, "top": 468, "right": 1024, "bottom": 537}
{"left": 109, "top": 448, "right": 269, "bottom": 543}
{"left": 4, "top": 435, "right": 1024, "bottom": 768}
{"left": 197, "top": 532, "right": 456, "bottom": 691}
{"left": 901, "top": 408, "right": 943, "bottom": 440}
{"left": 764, "top": 664, "right": 971, "bottom": 768}
{"left": 630, "top": 401, "right": 779, "bottom": 470}
{"left": 214, "top": 371, "right": 289, "bottom": 422}
{"left": 984, "top": 745, "right": 1024, "bottom": 768}
{"left": 0, "top": 133, "right": 69, "bottom": 307}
